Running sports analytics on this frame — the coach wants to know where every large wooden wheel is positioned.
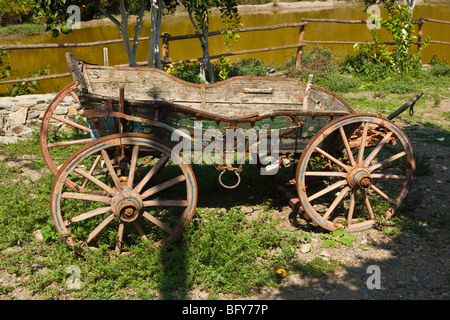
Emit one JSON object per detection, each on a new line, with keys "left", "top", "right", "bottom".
{"left": 296, "top": 114, "right": 415, "bottom": 232}
{"left": 40, "top": 82, "right": 92, "bottom": 177}
{"left": 50, "top": 133, "right": 197, "bottom": 254}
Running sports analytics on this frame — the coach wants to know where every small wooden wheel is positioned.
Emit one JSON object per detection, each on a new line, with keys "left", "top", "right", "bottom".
{"left": 296, "top": 114, "right": 415, "bottom": 232}
{"left": 50, "top": 133, "right": 197, "bottom": 254}
{"left": 40, "top": 82, "right": 93, "bottom": 177}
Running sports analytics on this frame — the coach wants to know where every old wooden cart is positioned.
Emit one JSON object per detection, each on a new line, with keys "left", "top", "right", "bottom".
{"left": 40, "top": 52, "right": 420, "bottom": 254}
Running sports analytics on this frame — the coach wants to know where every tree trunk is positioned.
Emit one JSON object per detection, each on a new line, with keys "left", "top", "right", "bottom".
{"left": 154, "top": 0, "right": 163, "bottom": 69}
{"left": 203, "top": 17, "right": 215, "bottom": 83}
{"left": 119, "top": 0, "right": 138, "bottom": 67}
{"left": 132, "top": 0, "right": 147, "bottom": 58}
{"left": 188, "top": 10, "right": 215, "bottom": 83}
{"left": 148, "top": 0, "right": 163, "bottom": 69}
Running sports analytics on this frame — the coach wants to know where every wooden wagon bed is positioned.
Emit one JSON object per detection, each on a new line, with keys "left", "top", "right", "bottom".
{"left": 66, "top": 52, "right": 355, "bottom": 120}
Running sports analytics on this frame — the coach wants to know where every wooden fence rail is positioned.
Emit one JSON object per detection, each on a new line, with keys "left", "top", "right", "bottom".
{"left": 0, "top": 17, "right": 448, "bottom": 86}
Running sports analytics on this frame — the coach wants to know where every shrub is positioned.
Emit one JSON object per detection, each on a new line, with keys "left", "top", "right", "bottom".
{"left": 229, "top": 57, "right": 268, "bottom": 77}
{"left": 0, "top": 50, "right": 11, "bottom": 79}
{"left": 429, "top": 55, "right": 450, "bottom": 78}
{"left": 351, "top": 3, "right": 429, "bottom": 77}
{"left": 342, "top": 51, "right": 391, "bottom": 82}
{"left": 299, "top": 46, "right": 338, "bottom": 73}
{"left": 320, "top": 73, "right": 360, "bottom": 93}
{"left": 167, "top": 62, "right": 205, "bottom": 84}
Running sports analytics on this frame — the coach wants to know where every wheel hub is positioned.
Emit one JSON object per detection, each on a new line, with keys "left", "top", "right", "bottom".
{"left": 111, "top": 190, "right": 143, "bottom": 222}
{"left": 347, "top": 166, "right": 372, "bottom": 190}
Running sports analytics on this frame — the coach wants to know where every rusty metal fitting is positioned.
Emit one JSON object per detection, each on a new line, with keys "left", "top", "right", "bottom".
{"left": 218, "top": 169, "right": 241, "bottom": 189}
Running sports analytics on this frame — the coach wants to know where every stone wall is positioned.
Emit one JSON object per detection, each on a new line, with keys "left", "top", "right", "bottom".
{"left": 0, "top": 93, "right": 81, "bottom": 144}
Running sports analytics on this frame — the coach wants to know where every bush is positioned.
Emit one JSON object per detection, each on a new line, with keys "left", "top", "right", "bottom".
{"left": 299, "top": 46, "right": 338, "bottom": 73}
{"left": 342, "top": 51, "right": 391, "bottom": 82}
{"left": 320, "top": 73, "right": 360, "bottom": 93}
{"left": 167, "top": 62, "right": 205, "bottom": 84}
{"left": 429, "top": 55, "right": 450, "bottom": 78}
{"left": 0, "top": 0, "right": 33, "bottom": 24}
{"left": 281, "top": 46, "right": 360, "bottom": 93}
{"left": 229, "top": 57, "right": 268, "bottom": 77}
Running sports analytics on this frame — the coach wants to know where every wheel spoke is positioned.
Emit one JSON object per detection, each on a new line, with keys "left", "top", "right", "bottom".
{"left": 339, "top": 126, "right": 356, "bottom": 167}
{"left": 85, "top": 213, "right": 116, "bottom": 244}
{"left": 142, "top": 211, "right": 174, "bottom": 235}
{"left": 307, "top": 179, "right": 348, "bottom": 202}
{"left": 115, "top": 222, "right": 125, "bottom": 255}
{"left": 143, "top": 200, "right": 188, "bottom": 207}
{"left": 50, "top": 114, "right": 91, "bottom": 133}
{"left": 134, "top": 155, "right": 169, "bottom": 193}
{"left": 48, "top": 138, "right": 92, "bottom": 148}
{"left": 371, "top": 173, "right": 406, "bottom": 179}
{"left": 347, "top": 189, "right": 356, "bottom": 225}
{"left": 357, "top": 122, "right": 369, "bottom": 165}
{"left": 133, "top": 221, "right": 148, "bottom": 241}
{"left": 304, "top": 171, "right": 347, "bottom": 177}
{"left": 101, "top": 150, "right": 122, "bottom": 191}
{"left": 140, "top": 175, "right": 187, "bottom": 200}
{"left": 370, "top": 184, "right": 390, "bottom": 201}
{"left": 62, "top": 192, "right": 111, "bottom": 204}
{"left": 323, "top": 186, "right": 350, "bottom": 220}
{"left": 81, "top": 155, "right": 102, "bottom": 190}
{"left": 368, "top": 151, "right": 407, "bottom": 172}
{"left": 74, "top": 168, "right": 118, "bottom": 196}
{"left": 315, "top": 147, "right": 350, "bottom": 171}
{"left": 361, "top": 190, "right": 375, "bottom": 219}
{"left": 64, "top": 206, "right": 112, "bottom": 226}
{"left": 126, "top": 145, "right": 140, "bottom": 190}
{"left": 363, "top": 131, "right": 394, "bottom": 166}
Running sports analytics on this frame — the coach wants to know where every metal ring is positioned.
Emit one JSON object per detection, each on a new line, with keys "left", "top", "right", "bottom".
{"left": 218, "top": 170, "right": 241, "bottom": 189}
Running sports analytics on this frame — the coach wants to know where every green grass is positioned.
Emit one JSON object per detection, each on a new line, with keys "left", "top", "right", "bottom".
{"left": 0, "top": 23, "right": 46, "bottom": 37}
{"left": 291, "top": 258, "right": 342, "bottom": 279}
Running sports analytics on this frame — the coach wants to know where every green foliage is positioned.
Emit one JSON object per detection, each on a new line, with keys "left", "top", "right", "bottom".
{"left": 8, "top": 65, "right": 50, "bottom": 96}
{"left": 0, "top": 0, "right": 33, "bottom": 20}
{"left": 217, "top": 56, "right": 231, "bottom": 81}
{"left": 342, "top": 51, "right": 391, "bottom": 82}
{"left": 0, "top": 50, "right": 12, "bottom": 80}
{"left": 429, "top": 55, "right": 450, "bottom": 78}
{"left": 0, "top": 22, "right": 46, "bottom": 36}
{"left": 169, "top": 57, "right": 269, "bottom": 83}
{"left": 184, "top": 208, "right": 299, "bottom": 296}
{"left": 229, "top": 57, "right": 268, "bottom": 77}
{"left": 291, "top": 257, "right": 342, "bottom": 278}
{"left": 351, "top": 2, "right": 430, "bottom": 77}
{"left": 167, "top": 61, "right": 205, "bottom": 83}
{"left": 40, "top": 218, "right": 59, "bottom": 242}
{"left": 371, "top": 75, "right": 419, "bottom": 94}
{"left": 320, "top": 228, "right": 356, "bottom": 248}
{"left": 283, "top": 46, "right": 361, "bottom": 93}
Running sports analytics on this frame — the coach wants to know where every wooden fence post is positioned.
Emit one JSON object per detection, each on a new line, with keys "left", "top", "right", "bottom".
{"left": 296, "top": 22, "right": 306, "bottom": 68}
{"left": 417, "top": 17, "right": 424, "bottom": 64}
{"left": 103, "top": 47, "right": 109, "bottom": 66}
